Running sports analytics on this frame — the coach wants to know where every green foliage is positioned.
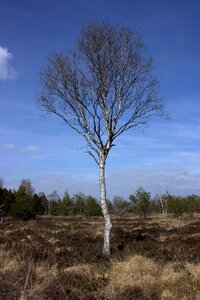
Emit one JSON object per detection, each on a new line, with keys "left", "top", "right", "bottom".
{"left": 167, "top": 194, "right": 184, "bottom": 216}
{"left": 184, "top": 195, "right": 200, "bottom": 217}
{"left": 73, "top": 193, "right": 85, "bottom": 215}
{"left": 62, "top": 192, "right": 74, "bottom": 215}
{"left": 84, "top": 196, "right": 102, "bottom": 217}
{"left": 47, "top": 190, "right": 61, "bottom": 215}
{"left": 57, "top": 193, "right": 75, "bottom": 216}
{"left": 130, "top": 187, "right": 151, "bottom": 218}
{"left": 48, "top": 192, "right": 77, "bottom": 216}
{"left": 150, "top": 200, "right": 162, "bottom": 214}
{"left": 10, "top": 186, "right": 36, "bottom": 220}
{"left": 48, "top": 201, "right": 57, "bottom": 215}
{"left": 0, "top": 188, "right": 15, "bottom": 214}
{"left": 32, "top": 194, "right": 43, "bottom": 214}
{"left": 2, "top": 178, "right": 200, "bottom": 219}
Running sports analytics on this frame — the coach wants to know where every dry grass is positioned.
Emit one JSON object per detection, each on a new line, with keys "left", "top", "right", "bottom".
{"left": 1, "top": 214, "right": 200, "bottom": 299}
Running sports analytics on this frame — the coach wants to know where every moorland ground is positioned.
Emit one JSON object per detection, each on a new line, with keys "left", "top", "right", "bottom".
{"left": 1, "top": 215, "right": 200, "bottom": 299}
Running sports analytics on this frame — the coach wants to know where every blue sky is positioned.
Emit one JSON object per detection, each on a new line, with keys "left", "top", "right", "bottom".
{"left": 0, "top": 0, "right": 200, "bottom": 199}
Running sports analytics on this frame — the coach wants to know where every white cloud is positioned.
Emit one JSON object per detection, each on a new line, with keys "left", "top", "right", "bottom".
{"left": 3, "top": 143, "right": 15, "bottom": 149}
{"left": 0, "top": 46, "right": 15, "bottom": 80}
{"left": 24, "top": 168, "right": 200, "bottom": 200}
{"left": 20, "top": 145, "right": 41, "bottom": 153}
{"left": 106, "top": 167, "right": 200, "bottom": 198}
{"left": 3, "top": 143, "right": 42, "bottom": 153}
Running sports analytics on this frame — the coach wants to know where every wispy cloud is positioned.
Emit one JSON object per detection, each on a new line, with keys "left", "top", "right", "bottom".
{"left": 3, "top": 143, "right": 15, "bottom": 149}
{"left": 3, "top": 143, "right": 42, "bottom": 153}
{"left": 0, "top": 46, "right": 16, "bottom": 80}
{"left": 20, "top": 145, "right": 41, "bottom": 153}
{"left": 106, "top": 167, "right": 200, "bottom": 198}
{"left": 15, "top": 168, "right": 200, "bottom": 199}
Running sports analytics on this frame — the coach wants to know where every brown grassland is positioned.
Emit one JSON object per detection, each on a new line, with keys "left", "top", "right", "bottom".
{"left": 1, "top": 214, "right": 200, "bottom": 299}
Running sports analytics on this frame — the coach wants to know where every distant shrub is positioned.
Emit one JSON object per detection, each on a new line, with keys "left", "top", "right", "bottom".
{"left": 10, "top": 186, "right": 36, "bottom": 220}
{"left": 184, "top": 195, "right": 200, "bottom": 217}
{"left": 84, "top": 196, "right": 102, "bottom": 217}
{"left": 130, "top": 187, "right": 151, "bottom": 218}
{"left": 167, "top": 195, "right": 184, "bottom": 216}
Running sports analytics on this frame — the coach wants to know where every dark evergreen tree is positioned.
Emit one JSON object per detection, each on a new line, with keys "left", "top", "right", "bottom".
{"left": 167, "top": 194, "right": 184, "bottom": 216}
{"left": 73, "top": 193, "right": 86, "bottom": 215}
{"left": 10, "top": 186, "right": 36, "bottom": 220}
{"left": 184, "top": 195, "right": 200, "bottom": 217}
{"left": 0, "top": 188, "right": 15, "bottom": 214}
{"left": 84, "top": 196, "right": 102, "bottom": 217}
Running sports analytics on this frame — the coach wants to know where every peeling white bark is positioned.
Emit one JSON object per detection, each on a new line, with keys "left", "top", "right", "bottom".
{"left": 99, "top": 152, "right": 112, "bottom": 255}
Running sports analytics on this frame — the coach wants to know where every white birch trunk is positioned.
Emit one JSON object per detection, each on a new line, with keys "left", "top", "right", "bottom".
{"left": 160, "top": 195, "right": 167, "bottom": 215}
{"left": 160, "top": 196, "right": 165, "bottom": 215}
{"left": 99, "top": 152, "right": 112, "bottom": 255}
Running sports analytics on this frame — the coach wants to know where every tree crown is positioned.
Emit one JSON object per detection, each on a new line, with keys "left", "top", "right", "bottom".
{"left": 39, "top": 22, "right": 165, "bottom": 164}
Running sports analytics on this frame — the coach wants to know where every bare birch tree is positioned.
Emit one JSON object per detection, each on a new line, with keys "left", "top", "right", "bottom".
{"left": 20, "top": 179, "right": 35, "bottom": 198}
{"left": 38, "top": 23, "right": 165, "bottom": 255}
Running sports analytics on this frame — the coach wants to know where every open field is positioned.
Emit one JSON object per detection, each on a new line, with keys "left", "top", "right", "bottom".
{"left": 1, "top": 215, "right": 200, "bottom": 299}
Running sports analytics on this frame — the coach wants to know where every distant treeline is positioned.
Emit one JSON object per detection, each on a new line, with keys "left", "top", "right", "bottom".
{"left": 0, "top": 178, "right": 200, "bottom": 220}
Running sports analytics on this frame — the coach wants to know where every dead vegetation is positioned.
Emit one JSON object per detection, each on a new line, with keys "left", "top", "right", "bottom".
{"left": 1, "top": 214, "right": 200, "bottom": 299}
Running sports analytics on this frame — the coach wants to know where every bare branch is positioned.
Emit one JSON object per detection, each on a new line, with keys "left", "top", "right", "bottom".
{"left": 38, "top": 22, "right": 165, "bottom": 160}
{"left": 87, "top": 150, "right": 99, "bottom": 165}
